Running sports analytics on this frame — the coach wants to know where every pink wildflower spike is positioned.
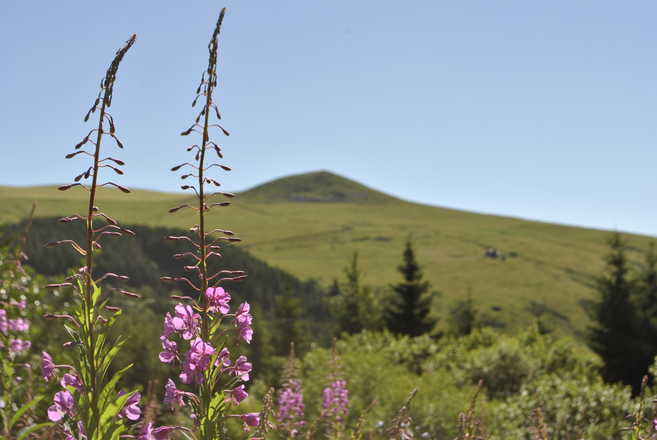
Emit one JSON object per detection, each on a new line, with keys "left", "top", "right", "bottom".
{"left": 206, "top": 286, "right": 231, "bottom": 314}
{"left": 277, "top": 379, "right": 306, "bottom": 434}
{"left": 48, "top": 390, "right": 75, "bottom": 422}
{"left": 321, "top": 380, "right": 349, "bottom": 422}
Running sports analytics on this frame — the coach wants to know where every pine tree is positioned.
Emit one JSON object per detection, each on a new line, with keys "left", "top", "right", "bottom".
{"left": 587, "top": 232, "right": 642, "bottom": 392}
{"left": 634, "top": 243, "right": 657, "bottom": 384}
{"left": 384, "top": 241, "right": 436, "bottom": 336}
{"left": 334, "top": 252, "right": 365, "bottom": 335}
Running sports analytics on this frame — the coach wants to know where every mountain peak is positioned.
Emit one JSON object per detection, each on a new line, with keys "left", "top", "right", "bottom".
{"left": 240, "top": 170, "right": 395, "bottom": 203}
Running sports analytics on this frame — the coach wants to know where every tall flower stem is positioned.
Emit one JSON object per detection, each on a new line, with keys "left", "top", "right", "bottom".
{"left": 160, "top": 8, "right": 258, "bottom": 439}
{"left": 46, "top": 34, "right": 139, "bottom": 439}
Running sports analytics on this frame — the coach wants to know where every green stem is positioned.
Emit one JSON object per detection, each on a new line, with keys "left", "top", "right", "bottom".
{"left": 83, "top": 93, "right": 107, "bottom": 433}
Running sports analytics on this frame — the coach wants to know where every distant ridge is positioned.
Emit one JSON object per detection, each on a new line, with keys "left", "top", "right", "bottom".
{"left": 2, "top": 173, "right": 655, "bottom": 338}
{"left": 240, "top": 170, "right": 396, "bottom": 203}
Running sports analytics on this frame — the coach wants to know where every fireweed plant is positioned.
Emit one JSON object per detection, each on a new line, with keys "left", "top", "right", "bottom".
{"left": 318, "top": 347, "right": 349, "bottom": 439}
{"left": 158, "top": 8, "right": 259, "bottom": 439}
{"left": 0, "top": 206, "right": 52, "bottom": 438}
{"left": 275, "top": 345, "right": 306, "bottom": 437}
{"left": 42, "top": 35, "right": 146, "bottom": 439}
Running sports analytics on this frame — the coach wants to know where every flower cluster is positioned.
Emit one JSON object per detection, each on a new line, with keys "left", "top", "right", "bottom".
{"left": 321, "top": 379, "right": 349, "bottom": 423}
{"left": 158, "top": 287, "right": 258, "bottom": 431}
{"left": 277, "top": 379, "right": 306, "bottom": 436}
{"left": 0, "top": 302, "right": 31, "bottom": 355}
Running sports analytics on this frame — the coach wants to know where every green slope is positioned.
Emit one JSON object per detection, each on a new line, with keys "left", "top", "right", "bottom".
{"left": 1, "top": 172, "right": 653, "bottom": 336}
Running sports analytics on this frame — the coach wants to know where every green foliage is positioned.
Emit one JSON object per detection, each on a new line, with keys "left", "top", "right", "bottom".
{"left": 461, "top": 341, "right": 531, "bottom": 399}
{"left": 384, "top": 241, "right": 436, "bottom": 337}
{"left": 448, "top": 296, "right": 479, "bottom": 336}
{"left": 493, "top": 375, "right": 632, "bottom": 439}
{"left": 64, "top": 281, "right": 138, "bottom": 439}
{"left": 274, "top": 326, "right": 628, "bottom": 438}
{"left": 300, "top": 334, "right": 479, "bottom": 439}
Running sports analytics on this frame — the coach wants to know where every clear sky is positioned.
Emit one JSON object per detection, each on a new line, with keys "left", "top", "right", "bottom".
{"left": 1, "top": 1, "right": 655, "bottom": 236}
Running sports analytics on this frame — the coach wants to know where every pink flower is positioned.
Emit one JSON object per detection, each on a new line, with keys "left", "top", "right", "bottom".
{"left": 235, "top": 302, "right": 253, "bottom": 344}
{"left": 0, "top": 309, "right": 7, "bottom": 335}
{"left": 9, "top": 339, "right": 31, "bottom": 353}
{"left": 235, "top": 302, "right": 252, "bottom": 326}
{"left": 48, "top": 390, "right": 75, "bottom": 422}
{"left": 10, "top": 299, "right": 26, "bottom": 311}
{"left": 180, "top": 338, "right": 214, "bottom": 385}
{"left": 161, "top": 312, "right": 176, "bottom": 339}
{"left": 226, "top": 384, "right": 248, "bottom": 405}
{"left": 60, "top": 373, "right": 83, "bottom": 391}
{"left": 119, "top": 391, "right": 142, "bottom": 421}
{"left": 215, "top": 347, "right": 231, "bottom": 368}
{"left": 321, "top": 380, "right": 349, "bottom": 422}
{"left": 241, "top": 412, "right": 260, "bottom": 427}
{"left": 163, "top": 379, "right": 185, "bottom": 407}
{"left": 206, "top": 287, "right": 231, "bottom": 314}
{"left": 172, "top": 304, "right": 200, "bottom": 340}
{"left": 159, "top": 337, "right": 177, "bottom": 363}
{"left": 277, "top": 379, "right": 306, "bottom": 435}
{"left": 42, "top": 351, "right": 56, "bottom": 381}
{"left": 232, "top": 355, "right": 252, "bottom": 382}
{"left": 8, "top": 318, "right": 29, "bottom": 332}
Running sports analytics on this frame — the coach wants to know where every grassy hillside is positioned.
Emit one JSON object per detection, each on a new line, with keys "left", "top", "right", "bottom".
{"left": 1, "top": 171, "right": 654, "bottom": 337}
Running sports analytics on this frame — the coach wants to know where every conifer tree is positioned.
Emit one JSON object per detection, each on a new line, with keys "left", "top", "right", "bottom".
{"left": 335, "top": 252, "right": 365, "bottom": 335}
{"left": 634, "top": 243, "right": 657, "bottom": 383}
{"left": 588, "top": 232, "right": 642, "bottom": 392}
{"left": 384, "top": 241, "right": 436, "bottom": 336}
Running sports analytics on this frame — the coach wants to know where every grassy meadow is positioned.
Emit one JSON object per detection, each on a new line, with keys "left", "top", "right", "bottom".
{"left": 2, "top": 171, "right": 653, "bottom": 337}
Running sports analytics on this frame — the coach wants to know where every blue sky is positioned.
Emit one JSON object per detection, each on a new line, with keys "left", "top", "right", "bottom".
{"left": 1, "top": 1, "right": 655, "bottom": 236}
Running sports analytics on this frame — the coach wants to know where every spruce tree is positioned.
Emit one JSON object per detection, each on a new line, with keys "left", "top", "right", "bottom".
{"left": 335, "top": 252, "right": 365, "bottom": 335}
{"left": 587, "top": 232, "right": 642, "bottom": 392}
{"left": 634, "top": 243, "right": 657, "bottom": 383}
{"left": 385, "top": 241, "right": 436, "bottom": 336}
